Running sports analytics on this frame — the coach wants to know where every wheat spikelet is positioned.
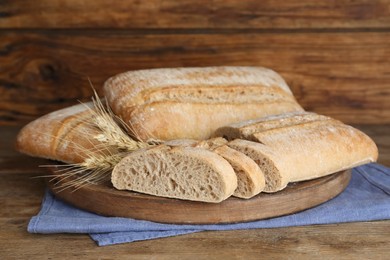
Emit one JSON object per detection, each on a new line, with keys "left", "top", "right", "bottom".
{"left": 49, "top": 152, "right": 126, "bottom": 192}
{"left": 47, "top": 90, "right": 160, "bottom": 191}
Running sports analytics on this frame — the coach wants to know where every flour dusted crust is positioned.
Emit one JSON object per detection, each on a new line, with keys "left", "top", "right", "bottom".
{"left": 217, "top": 112, "right": 378, "bottom": 189}
{"left": 214, "top": 111, "right": 331, "bottom": 139}
{"left": 251, "top": 121, "right": 378, "bottom": 182}
{"left": 104, "top": 66, "right": 294, "bottom": 106}
{"left": 103, "top": 66, "right": 303, "bottom": 141}
{"left": 15, "top": 102, "right": 106, "bottom": 164}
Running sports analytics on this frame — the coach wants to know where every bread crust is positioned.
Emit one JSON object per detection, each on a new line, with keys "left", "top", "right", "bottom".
{"left": 15, "top": 102, "right": 104, "bottom": 164}
{"left": 129, "top": 101, "right": 302, "bottom": 141}
{"left": 103, "top": 66, "right": 303, "bottom": 141}
{"left": 217, "top": 112, "right": 378, "bottom": 187}
{"left": 252, "top": 121, "right": 378, "bottom": 182}
{"left": 214, "top": 111, "right": 331, "bottom": 139}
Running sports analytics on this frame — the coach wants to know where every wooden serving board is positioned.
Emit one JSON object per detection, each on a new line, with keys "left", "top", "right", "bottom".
{"left": 46, "top": 168, "right": 351, "bottom": 224}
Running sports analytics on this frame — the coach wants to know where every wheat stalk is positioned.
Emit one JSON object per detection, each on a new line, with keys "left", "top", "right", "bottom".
{"left": 49, "top": 90, "right": 161, "bottom": 191}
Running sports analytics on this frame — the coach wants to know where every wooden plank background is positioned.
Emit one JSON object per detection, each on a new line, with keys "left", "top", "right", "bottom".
{"left": 2, "top": 0, "right": 390, "bottom": 29}
{"left": 0, "top": 0, "right": 389, "bottom": 125}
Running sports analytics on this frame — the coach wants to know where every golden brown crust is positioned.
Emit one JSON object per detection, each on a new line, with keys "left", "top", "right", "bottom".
{"left": 214, "top": 111, "right": 331, "bottom": 139}
{"left": 252, "top": 121, "right": 378, "bottom": 182}
{"left": 126, "top": 100, "right": 303, "bottom": 141}
{"left": 103, "top": 66, "right": 303, "bottom": 141}
{"left": 15, "top": 102, "right": 103, "bottom": 164}
{"left": 217, "top": 112, "right": 378, "bottom": 186}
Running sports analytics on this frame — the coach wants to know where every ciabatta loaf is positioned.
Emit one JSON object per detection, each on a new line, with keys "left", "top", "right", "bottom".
{"left": 16, "top": 102, "right": 104, "bottom": 164}
{"left": 103, "top": 66, "right": 303, "bottom": 141}
{"left": 214, "top": 111, "right": 331, "bottom": 139}
{"left": 16, "top": 100, "right": 150, "bottom": 166}
{"left": 111, "top": 145, "right": 237, "bottom": 203}
{"left": 217, "top": 112, "right": 378, "bottom": 190}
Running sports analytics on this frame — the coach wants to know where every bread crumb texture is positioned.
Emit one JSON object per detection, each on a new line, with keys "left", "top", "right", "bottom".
{"left": 112, "top": 145, "right": 237, "bottom": 203}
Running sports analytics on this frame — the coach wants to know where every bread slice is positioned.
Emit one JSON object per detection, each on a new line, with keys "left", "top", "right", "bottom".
{"left": 152, "top": 137, "right": 266, "bottom": 199}
{"left": 227, "top": 139, "right": 290, "bottom": 193}
{"left": 195, "top": 137, "right": 266, "bottom": 198}
{"left": 213, "top": 145, "right": 265, "bottom": 198}
{"left": 111, "top": 145, "right": 238, "bottom": 203}
{"left": 103, "top": 66, "right": 303, "bottom": 141}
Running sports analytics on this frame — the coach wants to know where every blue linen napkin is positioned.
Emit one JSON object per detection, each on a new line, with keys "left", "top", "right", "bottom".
{"left": 28, "top": 163, "right": 390, "bottom": 246}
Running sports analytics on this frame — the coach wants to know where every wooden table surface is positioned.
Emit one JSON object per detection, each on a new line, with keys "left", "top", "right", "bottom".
{"left": 1, "top": 1, "right": 390, "bottom": 258}
{"left": 1, "top": 125, "right": 389, "bottom": 259}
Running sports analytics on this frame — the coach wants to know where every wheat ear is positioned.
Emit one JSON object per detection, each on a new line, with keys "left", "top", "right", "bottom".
{"left": 50, "top": 90, "right": 160, "bottom": 191}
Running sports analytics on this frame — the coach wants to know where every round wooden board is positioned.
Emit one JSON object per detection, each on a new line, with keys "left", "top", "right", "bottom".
{"left": 46, "top": 168, "right": 351, "bottom": 224}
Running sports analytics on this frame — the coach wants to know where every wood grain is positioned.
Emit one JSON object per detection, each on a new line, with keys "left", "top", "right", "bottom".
{"left": 1, "top": 218, "right": 389, "bottom": 259}
{"left": 1, "top": 0, "right": 390, "bottom": 29}
{"left": 1, "top": 0, "right": 389, "bottom": 256}
{"left": 47, "top": 168, "right": 351, "bottom": 224}
{"left": 357, "top": 125, "right": 390, "bottom": 166}
{"left": 1, "top": 31, "right": 389, "bottom": 125}
{"left": 1, "top": 217, "right": 389, "bottom": 259}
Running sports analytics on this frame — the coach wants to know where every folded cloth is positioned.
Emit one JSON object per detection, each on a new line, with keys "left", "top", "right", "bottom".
{"left": 28, "top": 163, "right": 390, "bottom": 246}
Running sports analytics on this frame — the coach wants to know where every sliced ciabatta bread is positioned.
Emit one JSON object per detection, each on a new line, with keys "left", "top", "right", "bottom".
{"left": 195, "top": 137, "right": 266, "bottom": 198}
{"left": 15, "top": 101, "right": 263, "bottom": 200}
{"left": 156, "top": 137, "right": 266, "bottom": 199}
{"left": 103, "top": 66, "right": 303, "bottom": 141}
{"left": 214, "top": 111, "right": 331, "bottom": 140}
{"left": 227, "top": 139, "right": 290, "bottom": 193}
{"left": 217, "top": 112, "right": 378, "bottom": 188}
{"left": 213, "top": 145, "right": 265, "bottom": 198}
{"left": 250, "top": 121, "right": 378, "bottom": 182}
{"left": 111, "top": 145, "right": 238, "bottom": 203}
{"left": 196, "top": 137, "right": 229, "bottom": 150}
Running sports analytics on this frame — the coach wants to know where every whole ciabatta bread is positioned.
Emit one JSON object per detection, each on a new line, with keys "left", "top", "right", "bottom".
{"left": 216, "top": 111, "right": 379, "bottom": 192}
{"left": 16, "top": 102, "right": 103, "bottom": 164}
{"left": 111, "top": 144, "right": 238, "bottom": 203}
{"left": 103, "top": 66, "right": 303, "bottom": 141}
{"left": 15, "top": 100, "right": 150, "bottom": 165}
